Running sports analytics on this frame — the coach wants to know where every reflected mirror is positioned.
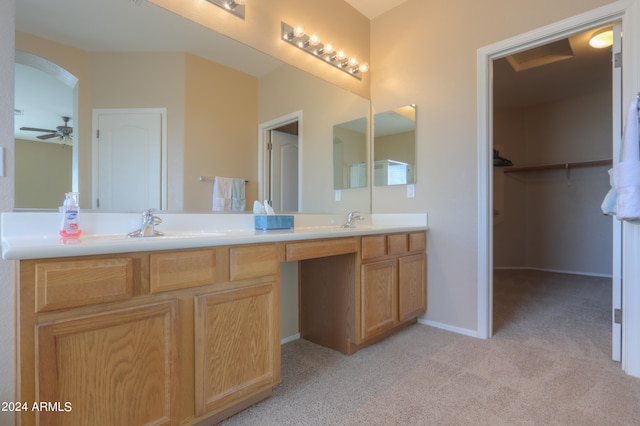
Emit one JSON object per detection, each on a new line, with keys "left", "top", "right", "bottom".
{"left": 373, "top": 105, "right": 416, "bottom": 186}
{"left": 15, "top": 0, "right": 371, "bottom": 214}
{"left": 333, "top": 117, "right": 367, "bottom": 190}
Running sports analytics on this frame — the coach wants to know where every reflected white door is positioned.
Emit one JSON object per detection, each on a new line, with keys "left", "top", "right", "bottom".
{"left": 93, "top": 109, "right": 164, "bottom": 211}
{"left": 270, "top": 130, "right": 298, "bottom": 212}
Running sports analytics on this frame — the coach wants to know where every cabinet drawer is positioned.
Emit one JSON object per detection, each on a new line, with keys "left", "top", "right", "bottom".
{"left": 387, "top": 234, "right": 408, "bottom": 256}
{"left": 286, "top": 238, "right": 358, "bottom": 261}
{"left": 230, "top": 244, "right": 278, "bottom": 281}
{"left": 150, "top": 249, "right": 217, "bottom": 293}
{"left": 35, "top": 258, "right": 134, "bottom": 312}
{"left": 361, "top": 235, "right": 386, "bottom": 260}
{"left": 409, "top": 232, "right": 427, "bottom": 252}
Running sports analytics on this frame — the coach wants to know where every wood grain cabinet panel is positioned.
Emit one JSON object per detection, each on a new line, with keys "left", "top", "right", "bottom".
{"left": 230, "top": 244, "right": 278, "bottom": 281}
{"left": 150, "top": 249, "right": 217, "bottom": 293}
{"left": 398, "top": 253, "right": 427, "bottom": 321}
{"left": 361, "top": 259, "right": 397, "bottom": 340}
{"left": 409, "top": 232, "right": 427, "bottom": 252}
{"left": 35, "top": 258, "right": 134, "bottom": 312}
{"left": 286, "top": 238, "right": 358, "bottom": 261}
{"left": 361, "top": 235, "right": 386, "bottom": 260}
{"left": 387, "top": 233, "right": 408, "bottom": 256}
{"left": 194, "top": 282, "right": 277, "bottom": 416}
{"left": 36, "top": 301, "right": 179, "bottom": 426}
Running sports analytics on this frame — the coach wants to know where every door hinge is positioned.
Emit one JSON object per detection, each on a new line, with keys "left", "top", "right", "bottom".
{"left": 614, "top": 52, "right": 622, "bottom": 68}
{"left": 267, "top": 142, "right": 273, "bottom": 151}
{"left": 96, "top": 129, "right": 100, "bottom": 139}
{"left": 96, "top": 198, "right": 100, "bottom": 208}
{"left": 615, "top": 308, "right": 622, "bottom": 324}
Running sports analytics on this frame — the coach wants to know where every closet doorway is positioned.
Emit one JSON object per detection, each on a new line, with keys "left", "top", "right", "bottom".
{"left": 491, "top": 23, "right": 621, "bottom": 360}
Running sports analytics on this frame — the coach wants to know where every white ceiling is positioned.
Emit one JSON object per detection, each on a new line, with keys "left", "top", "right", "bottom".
{"left": 344, "top": 0, "right": 410, "bottom": 19}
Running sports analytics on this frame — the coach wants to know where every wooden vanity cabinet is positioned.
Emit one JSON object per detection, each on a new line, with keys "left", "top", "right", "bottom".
{"left": 296, "top": 232, "right": 427, "bottom": 355}
{"left": 360, "top": 232, "right": 427, "bottom": 344}
{"left": 16, "top": 244, "right": 280, "bottom": 426}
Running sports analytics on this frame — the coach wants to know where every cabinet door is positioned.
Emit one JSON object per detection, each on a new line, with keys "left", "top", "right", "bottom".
{"left": 36, "top": 301, "right": 179, "bottom": 426}
{"left": 194, "top": 281, "right": 278, "bottom": 416}
{"left": 398, "top": 253, "right": 427, "bottom": 321}
{"left": 361, "top": 259, "right": 397, "bottom": 340}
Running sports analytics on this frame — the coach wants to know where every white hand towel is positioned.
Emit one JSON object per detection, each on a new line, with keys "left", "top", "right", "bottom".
{"left": 212, "top": 176, "right": 233, "bottom": 211}
{"left": 613, "top": 99, "right": 640, "bottom": 221}
{"left": 231, "top": 178, "right": 246, "bottom": 211}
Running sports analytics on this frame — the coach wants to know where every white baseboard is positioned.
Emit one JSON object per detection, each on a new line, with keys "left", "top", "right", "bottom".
{"left": 418, "top": 318, "right": 479, "bottom": 338}
{"left": 281, "top": 333, "right": 300, "bottom": 345}
{"left": 493, "top": 266, "right": 612, "bottom": 279}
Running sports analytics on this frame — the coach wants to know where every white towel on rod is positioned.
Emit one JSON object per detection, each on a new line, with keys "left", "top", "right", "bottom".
{"left": 212, "top": 176, "right": 233, "bottom": 211}
{"left": 612, "top": 98, "right": 640, "bottom": 221}
{"left": 231, "top": 178, "right": 246, "bottom": 212}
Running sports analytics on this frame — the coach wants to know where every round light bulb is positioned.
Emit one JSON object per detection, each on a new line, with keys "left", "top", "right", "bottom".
{"left": 294, "top": 26, "right": 305, "bottom": 37}
{"left": 336, "top": 50, "right": 346, "bottom": 60}
{"left": 360, "top": 63, "right": 369, "bottom": 73}
{"left": 309, "top": 34, "right": 320, "bottom": 45}
{"left": 324, "top": 43, "right": 334, "bottom": 53}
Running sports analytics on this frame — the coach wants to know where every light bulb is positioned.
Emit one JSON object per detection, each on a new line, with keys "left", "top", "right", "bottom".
{"left": 336, "top": 50, "right": 346, "bottom": 60}
{"left": 324, "top": 43, "right": 334, "bottom": 53}
{"left": 309, "top": 33, "right": 320, "bottom": 45}
{"left": 359, "top": 63, "right": 369, "bottom": 73}
{"left": 294, "top": 26, "right": 305, "bottom": 37}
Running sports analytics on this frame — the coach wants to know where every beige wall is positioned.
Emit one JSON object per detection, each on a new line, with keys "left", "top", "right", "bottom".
{"left": 371, "top": 0, "right": 617, "bottom": 332}
{"left": 184, "top": 53, "right": 258, "bottom": 211}
{"left": 149, "top": 0, "right": 370, "bottom": 99}
{"left": 15, "top": 139, "right": 72, "bottom": 208}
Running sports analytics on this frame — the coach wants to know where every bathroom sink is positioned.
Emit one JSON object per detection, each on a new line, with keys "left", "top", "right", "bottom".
{"left": 86, "top": 231, "right": 227, "bottom": 241}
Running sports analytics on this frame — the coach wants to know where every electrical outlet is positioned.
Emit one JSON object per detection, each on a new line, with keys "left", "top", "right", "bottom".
{"left": 407, "top": 184, "right": 415, "bottom": 198}
{"left": 335, "top": 189, "right": 341, "bottom": 201}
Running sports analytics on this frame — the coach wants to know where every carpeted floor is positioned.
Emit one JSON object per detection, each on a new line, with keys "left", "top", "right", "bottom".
{"left": 219, "top": 269, "right": 640, "bottom": 425}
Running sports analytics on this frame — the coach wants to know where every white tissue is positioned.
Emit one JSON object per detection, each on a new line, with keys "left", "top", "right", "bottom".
{"left": 253, "top": 200, "right": 265, "bottom": 214}
{"left": 264, "top": 200, "right": 275, "bottom": 215}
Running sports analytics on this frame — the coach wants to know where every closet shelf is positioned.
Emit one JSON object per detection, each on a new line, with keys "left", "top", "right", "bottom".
{"left": 503, "top": 159, "right": 612, "bottom": 174}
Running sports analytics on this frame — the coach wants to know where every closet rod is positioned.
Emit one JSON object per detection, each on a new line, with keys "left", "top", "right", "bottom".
{"left": 503, "top": 159, "right": 612, "bottom": 174}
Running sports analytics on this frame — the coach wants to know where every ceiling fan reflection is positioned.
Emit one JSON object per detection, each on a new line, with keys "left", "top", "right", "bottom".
{"left": 20, "top": 116, "right": 73, "bottom": 145}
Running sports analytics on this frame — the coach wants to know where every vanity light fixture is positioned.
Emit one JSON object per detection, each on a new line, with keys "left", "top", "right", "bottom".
{"left": 205, "top": 0, "right": 246, "bottom": 19}
{"left": 281, "top": 22, "right": 368, "bottom": 80}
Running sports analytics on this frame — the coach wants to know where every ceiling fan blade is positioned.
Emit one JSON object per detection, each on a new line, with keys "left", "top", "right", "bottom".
{"left": 37, "top": 133, "right": 59, "bottom": 140}
{"left": 20, "top": 126, "right": 57, "bottom": 133}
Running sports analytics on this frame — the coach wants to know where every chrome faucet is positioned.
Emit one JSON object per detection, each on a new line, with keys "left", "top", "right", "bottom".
{"left": 127, "top": 209, "right": 164, "bottom": 238}
{"left": 342, "top": 211, "right": 364, "bottom": 229}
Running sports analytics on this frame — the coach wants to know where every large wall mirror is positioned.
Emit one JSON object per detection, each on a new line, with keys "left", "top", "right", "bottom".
{"left": 373, "top": 105, "right": 416, "bottom": 186}
{"left": 333, "top": 117, "right": 367, "bottom": 190}
{"left": 14, "top": 0, "right": 371, "bottom": 214}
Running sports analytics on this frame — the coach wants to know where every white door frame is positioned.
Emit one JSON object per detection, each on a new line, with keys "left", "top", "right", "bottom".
{"left": 257, "top": 111, "right": 302, "bottom": 210}
{"left": 91, "top": 108, "right": 168, "bottom": 210}
{"left": 477, "top": 0, "right": 640, "bottom": 376}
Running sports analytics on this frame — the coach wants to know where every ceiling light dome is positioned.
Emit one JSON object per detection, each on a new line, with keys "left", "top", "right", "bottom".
{"left": 589, "top": 28, "right": 614, "bottom": 48}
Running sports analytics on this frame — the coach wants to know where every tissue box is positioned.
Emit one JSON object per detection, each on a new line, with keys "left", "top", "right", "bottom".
{"left": 255, "top": 215, "right": 294, "bottom": 230}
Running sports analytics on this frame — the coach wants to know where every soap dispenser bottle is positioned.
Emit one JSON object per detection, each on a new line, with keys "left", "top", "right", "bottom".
{"left": 60, "top": 192, "right": 82, "bottom": 238}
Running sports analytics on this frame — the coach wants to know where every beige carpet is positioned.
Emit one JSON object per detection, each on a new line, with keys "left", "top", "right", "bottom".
{"left": 219, "top": 269, "right": 640, "bottom": 425}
